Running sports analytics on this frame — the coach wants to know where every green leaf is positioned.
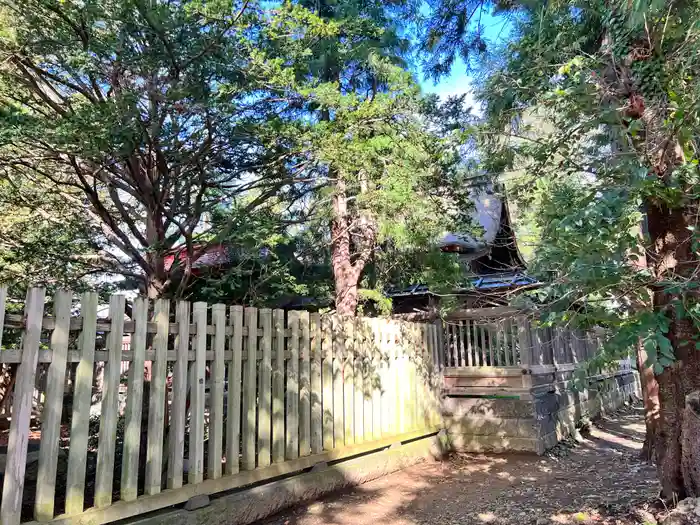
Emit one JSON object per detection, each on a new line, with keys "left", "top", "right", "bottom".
{"left": 653, "top": 363, "right": 665, "bottom": 375}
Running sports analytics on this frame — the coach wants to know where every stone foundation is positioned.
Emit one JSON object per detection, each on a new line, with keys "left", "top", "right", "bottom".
{"left": 444, "top": 370, "right": 640, "bottom": 454}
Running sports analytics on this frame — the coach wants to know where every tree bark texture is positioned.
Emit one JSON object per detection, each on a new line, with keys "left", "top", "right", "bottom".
{"left": 330, "top": 175, "right": 376, "bottom": 316}
{"left": 637, "top": 340, "right": 660, "bottom": 462}
{"left": 646, "top": 202, "right": 700, "bottom": 500}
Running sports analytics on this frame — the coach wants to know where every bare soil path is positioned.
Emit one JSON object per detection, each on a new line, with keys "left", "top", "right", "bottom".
{"left": 257, "top": 406, "right": 659, "bottom": 525}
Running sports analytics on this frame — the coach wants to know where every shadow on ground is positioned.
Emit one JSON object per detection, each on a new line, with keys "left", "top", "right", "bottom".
{"left": 256, "top": 405, "right": 657, "bottom": 525}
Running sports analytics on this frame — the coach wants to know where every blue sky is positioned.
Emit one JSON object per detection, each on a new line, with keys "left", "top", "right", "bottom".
{"left": 417, "top": 7, "right": 513, "bottom": 104}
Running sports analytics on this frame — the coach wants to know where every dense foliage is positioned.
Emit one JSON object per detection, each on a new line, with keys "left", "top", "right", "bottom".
{"left": 0, "top": 0, "right": 472, "bottom": 306}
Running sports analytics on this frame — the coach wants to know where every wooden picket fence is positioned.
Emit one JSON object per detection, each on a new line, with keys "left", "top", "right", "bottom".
{"left": 0, "top": 288, "right": 442, "bottom": 525}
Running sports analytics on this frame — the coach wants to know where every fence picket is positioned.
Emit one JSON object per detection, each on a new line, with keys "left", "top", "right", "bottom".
{"left": 258, "top": 308, "right": 272, "bottom": 468}
{"left": 0, "top": 287, "right": 455, "bottom": 525}
{"left": 286, "top": 311, "right": 300, "bottom": 459}
{"left": 242, "top": 307, "right": 259, "bottom": 470}
{"left": 225, "top": 306, "right": 244, "bottom": 475}
{"left": 145, "top": 299, "right": 169, "bottom": 495}
{"left": 168, "top": 300, "right": 190, "bottom": 488}
{"left": 310, "top": 313, "right": 323, "bottom": 455}
{"left": 353, "top": 318, "right": 364, "bottom": 444}
{"left": 458, "top": 320, "right": 466, "bottom": 366}
{"left": 94, "top": 294, "right": 126, "bottom": 508}
{"left": 1, "top": 288, "right": 45, "bottom": 525}
{"left": 189, "top": 302, "right": 207, "bottom": 484}
{"left": 121, "top": 297, "right": 148, "bottom": 502}
{"left": 208, "top": 304, "right": 226, "bottom": 478}
{"left": 271, "top": 309, "right": 285, "bottom": 463}
{"left": 35, "top": 290, "right": 72, "bottom": 521}
{"left": 332, "top": 315, "right": 344, "bottom": 448}
{"left": 343, "top": 318, "right": 355, "bottom": 446}
{"left": 363, "top": 320, "right": 373, "bottom": 443}
{"left": 65, "top": 291, "right": 97, "bottom": 515}
{"left": 299, "top": 311, "right": 311, "bottom": 457}
{"left": 368, "top": 318, "right": 382, "bottom": 439}
{"left": 465, "top": 319, "right": 473, "bottom": 366}
{"left": 321, "top": 315, "right": 334, "bottom": 451}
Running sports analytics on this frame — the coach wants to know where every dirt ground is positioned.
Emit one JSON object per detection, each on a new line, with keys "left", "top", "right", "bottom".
{"left": 257, "top": 406, "right": 662, "bottom": 525}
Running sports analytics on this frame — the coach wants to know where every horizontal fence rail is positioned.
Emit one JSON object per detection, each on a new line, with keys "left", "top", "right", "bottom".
{"left": 0, "top": 287, "right": 442, "bottom": 525}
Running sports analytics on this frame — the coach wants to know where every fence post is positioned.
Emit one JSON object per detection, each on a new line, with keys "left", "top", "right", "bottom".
{"left": 189, "top": 302, "right": 207, "bottom": 484}
{"left": 242, "top": 307, "right": 259, "bottom": 469}
{"left": 208, "top": 304, "right": 227, "bottom": 478}
{"left": 225, "top": 306, "right": 244, "bottom": 475}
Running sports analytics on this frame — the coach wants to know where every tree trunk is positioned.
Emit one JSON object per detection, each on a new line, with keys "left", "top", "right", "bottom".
{"left": 646, "top": 201, "right": 700, "bottom": 500}
{"left": 637, "top": 339, "right": 660, "bottom": 462}
{"left": 331, "top": 178, "right": 360, "bottom": 316}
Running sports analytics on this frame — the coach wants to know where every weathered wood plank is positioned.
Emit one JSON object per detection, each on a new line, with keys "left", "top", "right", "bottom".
{"left": 35, "top": 290, "right": 72, "bottom": 521}
{"left": 242, "top": 307, "right": 258, "bottom": 470}
{"left": 94, "top": 294, "right": 126, "bottom": 508}
{"left": 370, "top": 318, "right": 382, "bottom": 441}
{"left": 321, "top": 315, "right": 334, "bottom": 451}
{"left": 121, "top": 297, "right": 148, "bottom": 502}
{"left": 380, "top": 320, "right": 391, "bottom": 436}
{"left": 398, "top": 323, "right": 408, "bottom": 433}
{"left": 64, "top": 292, "right": 97, "bottom": 515}
{"left": 208, "top": 304, "right": 226, "bottom": 479}
{"left": 168, "top": 301, "right": 190, "bottom": 489}
{"left": 418, "top": 324, "right": 428, "bottom": 428}
{"left": 332, "top": 315, "right": 344, "bottom": 448}
{"left": 299, "top": 311, "right": 311, "bottom": 457}
{"left": 309, "top": 313, "right": 323, "bottom": 455}
{"left": 353, "top": 318, "right": 364, "bottom": 444}
{"left": 362, "top": 320, "right": 373, "bottom": 442}
{"left": 343, "top": 317, "right": 355, "bottom": 445}
{"left": 145, "top": 299, "right": 169, "bottom": 496}
{"left": 286, "top": 311, "right": 299, "bottom": 459}
{"left": 225, "top": 306, "right": 244, "bottom": 475}
{"left": 271, "top": 309, "right": 285, "bottom": 463}
{"left": 1, "top": 288, "right": 46, "bottom": 525}
{"left": 189, "top": 302, "right": 207, "bottom": 485}
{"left": 257, "top": 308, "right": 272, "bottom": 468}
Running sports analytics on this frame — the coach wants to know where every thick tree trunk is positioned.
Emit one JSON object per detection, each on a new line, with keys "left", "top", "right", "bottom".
{"left": 647, "top": 202, "right": 700, "bottom": 500}
{"left": 331, "top": 178, "right": 360, "bottom": 316}
{"left": 330, "top": 175, "right": 376, "bottom": 316}
{"left": 637, "top": 340, "right": 660, "bottom": 462}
